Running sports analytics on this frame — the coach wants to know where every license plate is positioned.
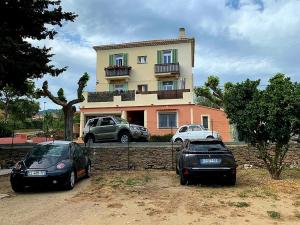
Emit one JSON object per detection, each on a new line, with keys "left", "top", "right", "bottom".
{"left": 27, "top": 171, "right": 46, "bottom": 176}
{"left": 200, "top": 158, "right": 221, "bottom": 165}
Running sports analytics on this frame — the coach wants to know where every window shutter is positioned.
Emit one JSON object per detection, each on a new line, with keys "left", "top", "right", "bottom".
{"left": 157, "top": 50, "right": 162, "bottom": 64}
{"left": 157, "top": 81, "right": 163, "bottom": 91}
{"left": 173, "top": 80, "right": 178, "bottom": 90}
{"left": 172, "top": 49, "right": 178, "bottom": 63}
{"left": 109, "top": 84, "right": 114, "bottom": 92}
{"left": 123, "top": 53, "right": 128, "bottom": 66}
{"left": 124, "top": 82, "right": 128, "bottom": 91}
{"left": 109, "top": 55, "right": 114, "bottom": 66}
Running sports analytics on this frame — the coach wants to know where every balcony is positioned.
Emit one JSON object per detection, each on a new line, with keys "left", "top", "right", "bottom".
{"left": 87, "top": 90, "right": 135, "bottom": 102}
{"left": 136, "top": 89, "right": 190, "bottom": 100}
{"left": 154, "top": 63, "right": 180, "bottom": 79}
{"left": 104, "top": 66, "right": 131, "bottom": 81}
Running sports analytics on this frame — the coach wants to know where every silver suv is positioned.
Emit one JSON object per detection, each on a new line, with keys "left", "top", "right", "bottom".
{"left": 83, "top": 116, "right": 149, "bottom": 143}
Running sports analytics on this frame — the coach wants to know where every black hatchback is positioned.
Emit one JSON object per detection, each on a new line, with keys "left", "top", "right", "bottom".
{"left": 176, "top": 140, "right": 237, "bottom": 185}
{"left": 10, "top": 141, "right": 91, "bottom": 192}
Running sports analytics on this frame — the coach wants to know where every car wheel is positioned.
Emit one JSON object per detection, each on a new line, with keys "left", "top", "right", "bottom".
{"left": 119, "top": 131, "right": 131, "bottom": 144}
{"left": 180, "top": 172, "right": 188, "bottom": 185}
{"left": 206, "top": 135, "right": 214, "bottom": 139}
{"left": 175, "top": 138, "right": 183, "bottom": 144}
{"left": 65, "top": 170, "right": 76, "bottom": 190}
{"left": 85, "top": 163, "right": 92, "bottom": 178}
{"left": 227, "top": 174, "right": 236, "bottom": 186}
{"left": 11, "top": 181, "right": 24, "bottom": 192}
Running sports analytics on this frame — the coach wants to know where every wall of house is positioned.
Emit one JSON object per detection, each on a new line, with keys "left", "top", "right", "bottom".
{"left": 95, "top": 42, "right": 193, "bottom": 93}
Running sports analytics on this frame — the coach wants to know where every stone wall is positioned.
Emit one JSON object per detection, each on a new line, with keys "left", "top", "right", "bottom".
{"left": 1, "top": 143, "right": 300, "bottom": 170}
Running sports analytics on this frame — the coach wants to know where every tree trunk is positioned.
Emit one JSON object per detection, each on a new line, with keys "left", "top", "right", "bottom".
{"left": 63, "top": 105, "right": 74, "bottom": 141}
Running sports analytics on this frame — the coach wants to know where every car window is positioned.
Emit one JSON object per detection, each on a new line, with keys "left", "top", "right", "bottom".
{"left": 88, "top": 119, "right": 98, "bottom": 127}
{"left": 100, "top": 117, "right": 115, "bottom": 126}
{"left": 189, "top": 143, "right": 226, "bottom": 152}
{"left": 179, "top": 126, "right": 188, "bottom": 133}
{"left": 73, "top": 144, "right": 83, "bottom": 158}
{"left": 188, "top": 125, "right": 202, "bottom": 131}
{"left": 30, "top": 144, "right": 69, "bottom": 159}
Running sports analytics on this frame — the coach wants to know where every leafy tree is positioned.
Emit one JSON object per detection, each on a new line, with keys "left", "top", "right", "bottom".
{"left": 194, "top": 75, "right": 232, "bottom": 109}
{"left": 38, "top": 73, "right": 89, "bottom": 141}
{"left": 9, "top": 99, "right": 40, "bottom": 122}
{"left": 0, "top": 0, "right": 77, "bottom": 94}
{"left": 224, "top": 73, "right": 300, "bottom": 179}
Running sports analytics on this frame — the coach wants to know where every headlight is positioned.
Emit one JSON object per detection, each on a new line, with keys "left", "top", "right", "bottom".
{"left": 15, "top": 162, "right": 22, "bottom": 170}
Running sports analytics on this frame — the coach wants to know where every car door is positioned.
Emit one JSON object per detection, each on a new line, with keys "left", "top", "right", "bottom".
{"left": 188, "top": 125, "right": 205, "bottom": 140}
{"left": 98, "top": 117, "right": 117, "bottom": 140}
{"left": 178, "top": 126, "right": 188, "bottom": 140}
{"left": 72, "top": 143, "right": 86, "bottom": 177}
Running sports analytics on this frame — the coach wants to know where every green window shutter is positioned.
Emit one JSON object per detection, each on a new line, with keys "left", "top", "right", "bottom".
{"left": 173, "top": 80, "right": 178, "bottom": 90}
{"left": 109, "top": 55, "right": 114, "bottom": 66}
{"left": 124, "top": 83, "right": 128, "bottom": 91}
{"left": 109, "top": 84, "right": 114, "bottom": 92}
{"left": 172, "top": 49, "right": 178, "bottom": 63}
{"left": 157, "top": 50, "right": 162, "bottom": 64}
{"left": 123, "top": 53, "right": 128, "bottom": 66}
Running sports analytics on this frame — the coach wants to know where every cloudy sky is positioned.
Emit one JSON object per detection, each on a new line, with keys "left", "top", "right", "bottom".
{"left": 36, "top": 0, "right": 300, "bottom": 109}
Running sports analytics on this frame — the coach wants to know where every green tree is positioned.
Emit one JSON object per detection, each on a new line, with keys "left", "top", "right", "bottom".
{"left": 0, "top": 0, "right": 76, "bottom": 94}
{"left": 9, "top": 99, "right": 40, "bottom": 122}
{"left": 38, "top": 73, "right": 89, "bottom": 141}
{"left": 194, "top": 75, "right": 232, "bottom": 109}
{"left": 224, "top": 73, "right": 300, "bottom": 179}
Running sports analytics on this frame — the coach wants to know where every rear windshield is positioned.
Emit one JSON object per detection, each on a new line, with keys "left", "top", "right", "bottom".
{"left": 189, "top": 143, "right": 226, "bottom": 152}
{"left": 29, "top": 144, "right": 69, "bottom": 158}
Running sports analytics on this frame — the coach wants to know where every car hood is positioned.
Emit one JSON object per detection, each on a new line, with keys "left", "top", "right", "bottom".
{"left": 24, "top": 156, "right": 60, "bottom": 169}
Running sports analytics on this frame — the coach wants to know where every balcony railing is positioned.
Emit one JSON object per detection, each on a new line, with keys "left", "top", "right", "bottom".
{"left": 154, "top": 63, "right": 180, "bottom": 74}
{"left": 87, "top": 90, "right": 135, "bottom": 102}
{"left": 136, "top": 89, "right": 190, "bottom": 100}
{"left": 105, "top": 66, "right": 131, "bottom": 77}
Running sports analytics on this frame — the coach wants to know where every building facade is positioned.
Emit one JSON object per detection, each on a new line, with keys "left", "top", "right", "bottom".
{"left": 80, "top": 28, "right": 232, "bottom": 141}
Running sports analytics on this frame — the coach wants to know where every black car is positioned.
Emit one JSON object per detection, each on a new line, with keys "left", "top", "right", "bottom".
{"left": 176, "top": 140, "right": 237, "bottom": 185}
{"left": 10, "top": 141, "right": 91, "bottom": 192}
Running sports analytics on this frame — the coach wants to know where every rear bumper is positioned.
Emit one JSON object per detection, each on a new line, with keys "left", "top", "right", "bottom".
{"left": 10, "top": 170, "right": 70, "bottom": 187}
{"left": 182, "top": 167, "right": 236, "bottom": 178}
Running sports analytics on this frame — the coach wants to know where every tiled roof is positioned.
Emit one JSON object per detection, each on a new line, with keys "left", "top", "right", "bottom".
{"left": 93, "top": 38, "right": 194, "bottom": 50}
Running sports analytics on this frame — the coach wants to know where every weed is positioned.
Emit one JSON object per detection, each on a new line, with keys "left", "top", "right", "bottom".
{"left": 125, "top": 178, "right": 141, "bottom": 186}
{"left": 267, "top": 211, "right": 280, "bottom": 219}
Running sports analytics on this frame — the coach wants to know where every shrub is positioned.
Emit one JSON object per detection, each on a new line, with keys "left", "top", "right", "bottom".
{"left": 0, "top": 121, "right": 13, "bottom": 137}
{"left": 150, "top": 134, "right": 173, "bottom": 142}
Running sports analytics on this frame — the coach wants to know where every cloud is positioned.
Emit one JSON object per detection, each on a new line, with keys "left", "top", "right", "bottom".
{"left": 34, "top": 0, "right": 300, "bottom": 109}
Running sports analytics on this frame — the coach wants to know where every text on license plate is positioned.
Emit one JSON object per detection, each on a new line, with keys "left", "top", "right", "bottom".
{"left": 27, "top": 171, "right": 46, "bottom": 176}
{"left": 200, "top": 158, "right": 221, "bottom": 165}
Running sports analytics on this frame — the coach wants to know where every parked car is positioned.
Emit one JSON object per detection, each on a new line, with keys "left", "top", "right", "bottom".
{"left": 10, "top": 141, "right": 91, "bottom": 192}
{"left": 83, "top": 116, "right": 149, "bottom": 143}
{"left": 176, "top": 139, "right": 237, "bottom": 185}
{"left": 171, "top": 125, "right": 220, "bottom": 143}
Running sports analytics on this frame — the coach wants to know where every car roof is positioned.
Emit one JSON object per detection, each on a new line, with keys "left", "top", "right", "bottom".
{"left": 38, "top": 141, "right": 73, "bottom": 145}
{"left": 189, "top": 139, "right": 224, "bottom": 144}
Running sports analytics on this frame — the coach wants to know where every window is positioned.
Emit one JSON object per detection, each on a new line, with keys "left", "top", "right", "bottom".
{"left": 115, "top": 55, "right": 123, "bottom": 66}
{"left": 162, "top": 81, "right": 174, "bottom": 90}
{"left": 188, "top": 125, "right": 202, "bottom": 131}
{"left": 73, "top": 143, "right": 83, "bottom": 158}
{"left": 114, "top": 84, "right": 125, "bottom": 92}
{"left": 137, "top": 84, "right": 148, "bottom": 92}
{"left": 163, "top": 50, "right": 172, "bottom": 64}
{"left": 202, "top": 116, "right": 209, "bottom": 129}
{"left": 100, "top": 117, "right": 115, "bottom": 126}
{"left": 137, "top": 56, "right": 147, "bottom": 64}
{"left": 179, "top": 126, "right": 188, "bottom": 133}
{"left": 158, "top": 112, "right": 177, "bottom": 128}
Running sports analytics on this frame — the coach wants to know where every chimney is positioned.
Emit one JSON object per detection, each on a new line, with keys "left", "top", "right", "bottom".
{"left": 178, "top": 27, "right": 186, "bottom": 39}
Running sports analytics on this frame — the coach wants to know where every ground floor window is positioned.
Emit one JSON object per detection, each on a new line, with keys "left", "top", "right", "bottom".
{"left": 158, "top": 112, "right": 177, "bottom": 128}
{"left": 202, "top": 115, "right": 209, "bottom": 129}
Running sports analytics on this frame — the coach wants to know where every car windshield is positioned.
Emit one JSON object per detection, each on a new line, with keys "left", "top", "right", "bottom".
{"left": 29, "top": 144, "right": 69, "bottom": 158}
{"left": 188, "top": 125, "right": 204, "bottom": 131}
{"left": 189, "top": 143, "right": 226, "bottom": 152}
{"left": 114, "top": 117, "right": 128, "bottom": 124}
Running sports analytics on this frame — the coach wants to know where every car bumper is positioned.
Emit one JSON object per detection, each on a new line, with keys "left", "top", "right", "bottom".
{"left": 131, "top": 130, "right": 150, "bottom": 140}
{"left": 10, "top": 170, "right": 70, "bottom": 187}
{"left": 181, "top": 167, "right": 236, "bottom": 178}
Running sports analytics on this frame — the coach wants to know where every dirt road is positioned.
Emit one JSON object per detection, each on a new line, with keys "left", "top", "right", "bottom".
{"left": 1, "top": 169, "right": 300, "bottom": 225}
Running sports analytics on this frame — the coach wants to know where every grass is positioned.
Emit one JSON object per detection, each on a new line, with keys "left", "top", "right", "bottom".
{"left": 267, "top": 211, "right": 281, "bottom": 219}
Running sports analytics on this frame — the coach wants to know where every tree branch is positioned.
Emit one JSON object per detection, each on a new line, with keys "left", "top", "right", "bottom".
{"left": 40, "top": 81, "right": 66, "bottom": 106}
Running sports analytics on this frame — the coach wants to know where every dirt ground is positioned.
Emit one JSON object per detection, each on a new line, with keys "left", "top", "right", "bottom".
{"left": 1, "top": 169, "right": 300, "bottom": 225}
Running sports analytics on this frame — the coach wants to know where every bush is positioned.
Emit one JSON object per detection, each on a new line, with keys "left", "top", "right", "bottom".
{"left": 150, "top": 134, "right": 173, "bottom": 142}
{"left": 0, "top": 121, "right": 13, "bottom": 137}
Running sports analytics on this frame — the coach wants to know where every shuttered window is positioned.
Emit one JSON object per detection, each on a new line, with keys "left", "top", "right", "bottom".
{"left": 109, "top": 53, "right": 128, "bottom": 66}
{"left": 157, "top": 49, "right": 178, "bottom": 64}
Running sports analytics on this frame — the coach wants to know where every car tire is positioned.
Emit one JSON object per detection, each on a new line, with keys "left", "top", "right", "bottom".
{"left": 176, "top": 166, "right": 179, "bottom": 175}
{"left": 206, "top": 135, "right": 214, "bottom": 139}
{"left": 227, "top": 174, "right": 236, "bottom": 186}
{"left": 119, "top": 131, "right": 131, "bottom": 144}
{"left": 65, "top": 170, "right": 76, "bottom": 190}
{"left": 85, "top": 163, "right": 92, "bottom": 178}
{"left": 175, "top": 138, "right": 183, "bottom": 144}
{"left": 180, "top": 172, "right": 188, "bottom": 185}
{"left": 11, "top": 181, "right": 24, "bottom": 192}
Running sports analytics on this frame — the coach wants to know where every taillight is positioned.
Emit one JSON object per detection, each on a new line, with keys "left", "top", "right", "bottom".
{"left": 183, "top": 168, "right": 189, "bottom": 175}
{"left": 56, "top": 162, "right": 65, "bottom": 169}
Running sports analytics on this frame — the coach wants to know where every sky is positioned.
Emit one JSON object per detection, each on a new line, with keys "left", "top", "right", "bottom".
{"left": 36, "top": 0, "right": 300, "bottom": 110}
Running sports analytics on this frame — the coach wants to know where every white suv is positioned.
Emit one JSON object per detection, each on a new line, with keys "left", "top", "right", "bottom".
{"left": 171, "top": 125, "right": 220, "bottom": 143}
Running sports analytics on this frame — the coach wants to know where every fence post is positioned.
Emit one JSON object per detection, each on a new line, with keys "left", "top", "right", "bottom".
{"left": 171, "top": 123, "right": 174, "bottom": 170}
{"left": 127, "top": 140, "right": 130, "bottom": 170}
{"left": 211, "top": 119, "right": 214, "bottom": 136}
